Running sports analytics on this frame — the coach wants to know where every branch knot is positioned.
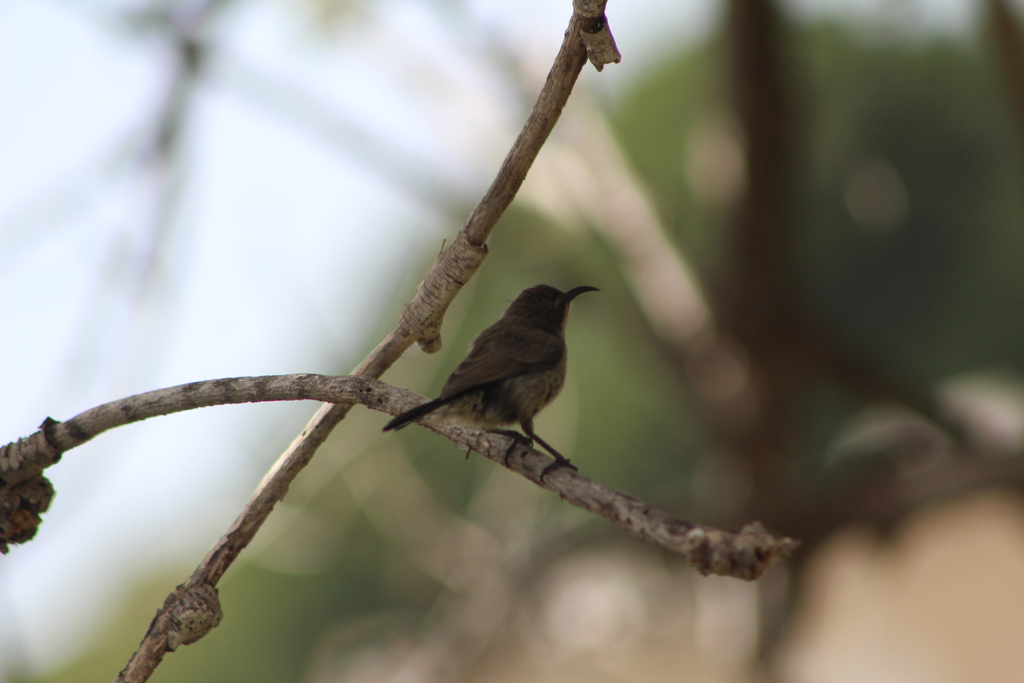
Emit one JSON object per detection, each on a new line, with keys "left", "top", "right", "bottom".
{"left": 0, "top": 418, "right": 63, "bottom": 486}
{"left": 399, "top": 235, "right": 488, "bottom": 353}
{"left": 164, "top": 582, "right": 223, "bottom": 651}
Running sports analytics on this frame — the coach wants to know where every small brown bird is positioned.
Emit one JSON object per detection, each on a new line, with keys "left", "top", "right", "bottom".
{"left": 383, "top": 284, "right": 598, "bottom": 479}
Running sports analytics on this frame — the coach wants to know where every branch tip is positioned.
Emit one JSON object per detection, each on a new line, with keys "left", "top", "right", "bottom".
{"left": 572, "top": 0, "right": 621, "bottom": 70}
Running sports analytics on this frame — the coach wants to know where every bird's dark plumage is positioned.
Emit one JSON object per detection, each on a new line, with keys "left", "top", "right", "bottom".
{"left": 383, "top": 284, "right": 597, "bottom": 477}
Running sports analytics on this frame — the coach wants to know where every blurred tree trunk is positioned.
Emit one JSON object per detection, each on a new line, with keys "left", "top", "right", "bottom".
{"left": 989, "top": 0, "right": 1024, "bottom": 156}
{"left": 720, "top": 0, "right": 804, "bottom": 532}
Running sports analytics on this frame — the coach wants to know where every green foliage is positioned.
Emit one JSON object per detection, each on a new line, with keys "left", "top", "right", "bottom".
{"left": 799, "top": 25, "right": 1024, "bottom": 378}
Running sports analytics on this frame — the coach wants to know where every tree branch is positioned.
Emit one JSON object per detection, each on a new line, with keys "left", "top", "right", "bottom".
{"left": 1, "top": 374, "right": 797, "bottom": 582}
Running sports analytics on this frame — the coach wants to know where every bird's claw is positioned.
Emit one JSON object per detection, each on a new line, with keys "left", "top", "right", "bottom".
{"left": 487, "top": 429, "right": 534, "bottom": 466}
{"left": 540, "top": 456, "right": 577, "bottom": 482}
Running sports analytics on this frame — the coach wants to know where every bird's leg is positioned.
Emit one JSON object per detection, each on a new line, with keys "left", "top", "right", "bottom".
{"left": 532, "top": 434, "right": 577, "bottom": 481}
{"left": 487, "top": 429, "right": 533, "bottom": 466}
{"left": 521, "top": 422, "right": 577, "bottom": 481}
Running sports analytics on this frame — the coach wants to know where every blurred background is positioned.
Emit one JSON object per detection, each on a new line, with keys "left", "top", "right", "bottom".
{"left": 5, "top": 0, "right": 1024, "bottom": 680}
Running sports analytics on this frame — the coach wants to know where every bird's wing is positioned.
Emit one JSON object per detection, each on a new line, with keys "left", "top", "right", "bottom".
{"left": 440, "top": 325, "right": 563, "bottom": 398}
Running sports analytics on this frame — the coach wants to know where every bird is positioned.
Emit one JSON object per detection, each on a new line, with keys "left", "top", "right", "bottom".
{"left": 383, "top": 284, "right": 598, "bottom": 479}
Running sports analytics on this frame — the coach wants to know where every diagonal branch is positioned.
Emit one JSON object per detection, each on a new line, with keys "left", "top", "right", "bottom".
{"left": 86, "top": 3, "right": 620, "bottom": 682}
{"left": 1, "top": 374, "right": 797, "bottom": 582}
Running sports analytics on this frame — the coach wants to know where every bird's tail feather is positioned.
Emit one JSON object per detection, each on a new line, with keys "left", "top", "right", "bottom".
{"left": 382, "top": 396, "right": 451, "bottom": 431}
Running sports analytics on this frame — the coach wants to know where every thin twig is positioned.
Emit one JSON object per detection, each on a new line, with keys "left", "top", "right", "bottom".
{"left": 1, "top": 374, "right": 797, "bottom": 582}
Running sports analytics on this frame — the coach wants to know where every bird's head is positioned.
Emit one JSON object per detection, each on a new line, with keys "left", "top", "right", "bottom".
{"left": 505, "top": 284, "right": 599, "bottom": 332}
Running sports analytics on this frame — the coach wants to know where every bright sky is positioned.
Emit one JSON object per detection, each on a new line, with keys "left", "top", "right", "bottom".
{"left": 0, "top": 0, "right": 976, "bottom": 678}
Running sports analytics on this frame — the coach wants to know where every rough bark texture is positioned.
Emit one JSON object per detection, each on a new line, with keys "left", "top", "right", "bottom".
{"left": 3, "top": 374, "right": 796, "bottom": 583}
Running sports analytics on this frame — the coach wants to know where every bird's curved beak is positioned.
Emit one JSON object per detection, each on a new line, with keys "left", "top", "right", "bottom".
{"left": 564, "top": 285, "right": 600, "bottom": 302}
